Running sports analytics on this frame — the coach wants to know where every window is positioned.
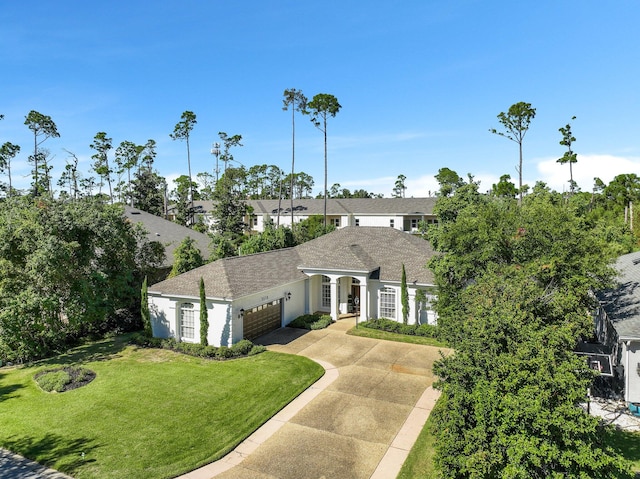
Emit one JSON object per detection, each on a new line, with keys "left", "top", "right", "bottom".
{"left": 322, "top": 276, "right": 331, "bottom": 308}
{"left": 355, "top": 218, "right": 360, "bottom": 226}
{"left": 331, "top": 218, "right": 340, "bottom": 227}
{"left": 180, "top": 303, "right": 195, "bottom": 340}
{"left": 411, "top": 218, "right": 418, "bottom": 230}
{"left": 252, "top": 216, "right": 258, "bottom": 227}
{"left": 390, "top": 219, "right": 394, "bottom": 228}
{"left": 379, "top": 287, "right": 396, "bottom": 319}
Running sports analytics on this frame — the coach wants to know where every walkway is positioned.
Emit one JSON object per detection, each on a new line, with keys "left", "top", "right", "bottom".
{"left": 179, "top": 317, "right": 445, "bottom": 479}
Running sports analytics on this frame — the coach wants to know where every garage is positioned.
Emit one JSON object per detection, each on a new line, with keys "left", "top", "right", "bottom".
{"left": 243, "top": 299, "right": 283, "bottom": 341}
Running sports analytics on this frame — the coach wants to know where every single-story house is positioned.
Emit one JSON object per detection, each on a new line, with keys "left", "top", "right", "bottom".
{"left": 123, "top": 205, "right": 212, "bottom": 282}
{"left": 590, "top": 251, "right": 640, "bottom": 403}
{"left": 148, "top": 226, "right": 437, "bottom": 347}
{"left": 179, "top": 197, "right": 438, "bottom": 234}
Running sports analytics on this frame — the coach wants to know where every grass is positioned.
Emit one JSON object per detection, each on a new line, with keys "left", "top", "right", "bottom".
{"left": 397, "top": 402, "right": 439, "bottom": 479}
{"left": 347, "top": 323, "right": 447, "bottom": 347}
{"left": 0, "top": 334, "right": 324, "bottom": 479}
{"left": 603, "top": 426, "right": 640, "bottom": 472}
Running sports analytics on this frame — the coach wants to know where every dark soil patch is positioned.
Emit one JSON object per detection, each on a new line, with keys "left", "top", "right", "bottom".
{"left": 34, "top": 366, "right": 96, "bottom": 393}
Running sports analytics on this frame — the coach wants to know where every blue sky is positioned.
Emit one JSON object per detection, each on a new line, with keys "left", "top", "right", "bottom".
{"left": 2, "top": 1, "right": 640, "bottom": 197}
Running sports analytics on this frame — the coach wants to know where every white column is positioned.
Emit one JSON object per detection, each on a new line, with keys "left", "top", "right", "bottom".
{"left": 330, "top": 278, "right": 339, "bottom": 321}
{"left": 408, "top": 289, "right": 417, "bottom": 324}
{"left": 360, "top": 280, "right": 368, "bottom": 320}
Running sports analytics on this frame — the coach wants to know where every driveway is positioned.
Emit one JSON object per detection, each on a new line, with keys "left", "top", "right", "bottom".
{"left": 185, "top": 317, "right": 446, "bottom": 479}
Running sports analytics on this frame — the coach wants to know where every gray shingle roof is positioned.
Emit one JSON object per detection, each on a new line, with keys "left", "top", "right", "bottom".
{"left": 149, "top": 227, "right": 435, "bottom": 300}
{"left": 598, "top": 251, "right": 640, "bottom": 340}
{"left": 123, "top": 206, "right": 211, "bottom": 268}
{"left": 192, "top": 197, "right": 437, "bottom": 216}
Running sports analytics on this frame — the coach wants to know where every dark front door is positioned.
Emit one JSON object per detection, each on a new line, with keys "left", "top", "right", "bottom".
{"left": 351, "top": 285, "right": 360, "bottom": 316}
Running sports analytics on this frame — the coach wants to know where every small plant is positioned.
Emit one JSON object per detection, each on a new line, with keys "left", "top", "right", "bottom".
{"left": 288, "top": 313, "right": 335, "bottom": 330}
{"left": 34, "top": 366, "right": 96, "bottom": 393}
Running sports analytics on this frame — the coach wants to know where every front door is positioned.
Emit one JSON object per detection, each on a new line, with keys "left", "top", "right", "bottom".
{"left": 350, "top": 285, "right": 360, "bottom": 317}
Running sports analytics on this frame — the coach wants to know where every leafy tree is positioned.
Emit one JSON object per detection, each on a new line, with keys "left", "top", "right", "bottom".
{"left": 170, "top": 111, "right": 197, "bottom": 220}
{"left": 199, "top": 277, "right": 208, "bottom": 346}
{"left": 132, "top": 169, "right": 166, "bottom": 216}
{"left": 212, "top": 133, "right": 247, "bottom": 242}
{"left": 400, "top": 263, "right": 409, "bottom": 324}
{"left": 115, "top": 140, "right": 143, "bottom": 205}
{"left": 90, "top": 132, "right": 114, "bottom": 202}
{"left": 141, "top": 276, "right": 151, "bottom": 337}
{"left": 239, "top": 220, "right": 295, "bottom": 255}
{"left": 393, "top": 174, "right": 407, "bottom": 198}
{"left": 432, "top": 266, "right": 632, "bottom": 479}
{"left": 427, "top": 181, "right": 633, "bottom": 476}
{"left": 171, "top": 175, "right": 200, "bottom": 226}
{"left": 491, "top": 174, "right": 517, "bottom": 198}
{"left": 24, "top": 110, "right": 59, "bottom": 196}
{"left": 558, "top": 116, "right": 578, "bottom": 195}
{"left": 169, "top": 237, "right": 204, "bottom": 277}
{"left": 292, "top": 215, "right": 335, "bottom": 244}
{"left": 603, "top": 173, "right": 640, "bottom": 212}
{"left": 0, "top": 142, "right": 20, "bottom": 197}
{"left": 308, "top": 93, "right": 341, "bottom": 227}
{"left": 0, "top": 198, "right": 151, "bottom": 362}
{"left": 283, "top": 89, "right": 308, "bottom": 225}
{"left": 490, "top": 102, "right": 536, "bottom": 205}
{"left": 435, "top": 167, "right": 464, "bottom": 197}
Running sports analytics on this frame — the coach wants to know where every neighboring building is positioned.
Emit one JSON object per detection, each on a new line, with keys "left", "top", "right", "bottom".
{"left": 176, "top": 197, "right": 437, "bottom": 233}
{"left": 589, "top": 251, "right": 640, "bottom": 403}
{"left": 148, "top": 227, "right": 437, "bottom": 347}
{"left": 123, "top": 205, "right": 211, "bottom": 281}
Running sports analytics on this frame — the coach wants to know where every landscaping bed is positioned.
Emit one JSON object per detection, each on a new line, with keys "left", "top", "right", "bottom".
{"left": 287, "top": 313, "right": 334, "bottom": 330}
{"left": 0, "top": 334, "right": 324, "bottom": 479}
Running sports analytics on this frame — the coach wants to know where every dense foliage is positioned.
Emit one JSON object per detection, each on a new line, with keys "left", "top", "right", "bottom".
{"left": 0, "top": 197, "right": 156, "bottom": 362}
{"left": 427, "top": 177, "right": 635, "bottom": 478}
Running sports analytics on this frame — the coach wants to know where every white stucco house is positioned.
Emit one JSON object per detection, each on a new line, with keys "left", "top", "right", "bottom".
{"left": 148, "top": 226, "right": 437, "bottom": 347}
{"left": 589, "top": 251, "right": 640, "bottom": 403}
{"left": 182, "top": 197, "right": 438, "bottom": 234}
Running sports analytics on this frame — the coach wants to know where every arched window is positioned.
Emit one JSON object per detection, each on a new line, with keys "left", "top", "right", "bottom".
{"left": 180, "top": 303, "right": 195, "bottom": 340}
{"left": 379, "top": 287, "right": 396, "bottom": 319}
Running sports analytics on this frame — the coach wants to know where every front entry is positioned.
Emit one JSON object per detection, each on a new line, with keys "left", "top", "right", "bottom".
{"left": 350, "top": 285, "right": 361, "bottom": 316}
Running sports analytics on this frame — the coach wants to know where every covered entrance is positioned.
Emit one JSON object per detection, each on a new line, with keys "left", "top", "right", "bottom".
{"left": 243, "top": 299, "right": 282, "bottom": 341}
{"left": 348, "top": 283, "right": 361, "bottom": 316}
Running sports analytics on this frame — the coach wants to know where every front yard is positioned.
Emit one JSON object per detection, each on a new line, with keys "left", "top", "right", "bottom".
{"left": 0, "top": 335, "right": 324, "bottom": 479}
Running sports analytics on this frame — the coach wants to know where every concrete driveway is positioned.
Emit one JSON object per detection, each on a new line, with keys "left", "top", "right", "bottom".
{"left": 186, "top": 318, "right": 446, "bottom": 479}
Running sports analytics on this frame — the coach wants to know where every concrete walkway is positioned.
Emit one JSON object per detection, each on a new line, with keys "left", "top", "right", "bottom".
{"left": 179, "top": 318, "right": 444, "bottom": 479}
{"left": 0, "top": 448, "right": 72, "bottom": 479}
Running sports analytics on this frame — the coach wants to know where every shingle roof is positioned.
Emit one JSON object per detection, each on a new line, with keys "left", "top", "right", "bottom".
{"left": 191, "top": 197, "right": 437, "bottom": 216}
{"left": 597, "top": 251, "right": 640, "bottom": 340}
{"left": 123, "top": 206, "right": 211, "bottom": 268}
{"left": 149, "top": 227, "right": 436, "bottom": 300}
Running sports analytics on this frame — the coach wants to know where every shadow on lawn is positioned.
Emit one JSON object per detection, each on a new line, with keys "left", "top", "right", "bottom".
{"left": 0, "top": 371, "right": 25, "bottom": 403}
{"left": 2, "top": 432, "right": 99, "bottom": 476}
{"left": 39, "top": 334, "right": 133, "bottom": 367}
{"left": 603, "top": 426, "right": 640, "bottom": 466}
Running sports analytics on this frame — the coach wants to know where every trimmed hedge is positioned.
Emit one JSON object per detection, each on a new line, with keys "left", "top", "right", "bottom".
{"left": 361, "top": 318, "right": 439, "bottom": 338}
{"left": 287, "top": 313, "right": 335, "bottom": 330}
{"left": 129, "top": 334, "right": 265, "bottom": 359}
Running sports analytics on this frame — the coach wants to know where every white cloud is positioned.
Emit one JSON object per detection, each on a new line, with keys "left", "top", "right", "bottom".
{"left": 535, "top": 154, "right": 640, "bottom": 192}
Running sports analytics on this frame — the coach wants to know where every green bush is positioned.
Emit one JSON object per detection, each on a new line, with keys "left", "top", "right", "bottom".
{"left": 361, "top": 318, "right": 440, "bottom": 339}
{"left": 231, "top": 339, "right": 253, "bottom": 356}
{"left": 249, "top": 345, "right": 267, "bottom": 355}
{"left": 288, "top": 313, "right": 334, "bottom": 330}
{"left": 216, "top": 346, "right": 233, "bottom": 359}
{"left": 36, "top": 370, "right": 70, "bottom": 393}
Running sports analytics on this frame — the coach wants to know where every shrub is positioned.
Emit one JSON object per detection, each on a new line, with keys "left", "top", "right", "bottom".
{"left": 288, "top": 313, "right": 334, "bottom": 330}
{"left": 249, "top": 345, "right": 266, "bottom": 356}
{"left": 231, "top": 339, "right": 253, "bottom": 356}
{"left": 415, "top": 323, "right": 438, "bottom": 338}
{"left": 361, "top": 318, "right": 440, "bottom": 338}
{"left": 36, "top": 370, "right": 70, "bottom": 393}
{"left": 34, "top": 366, "right": 96, "bottom": 393}
{"left": 216, "top": 346, "right": 233, "bottom": 359}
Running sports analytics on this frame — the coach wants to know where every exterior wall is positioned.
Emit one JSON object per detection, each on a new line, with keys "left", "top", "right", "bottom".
{"left": 234, "top": 279, "right": 307, "bottom": 329}
{"left": 149, "top": 294, "right": 238, "bottom": 347}
{"left": 624, "top": 341, "right": 640, "bottom": 403}
{"left": 354, "top": 215, "right": 402, "bottom": 229}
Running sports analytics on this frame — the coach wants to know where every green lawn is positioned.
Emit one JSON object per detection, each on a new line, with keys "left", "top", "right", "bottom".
{"left": 0, "top": 335, "right": 324, "bottom": 479}
{"left": 397, "top": 405, "right": 439, "bottom": 479}
{"left": 347, "top": 324, "right": 447, "bottom": 347}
